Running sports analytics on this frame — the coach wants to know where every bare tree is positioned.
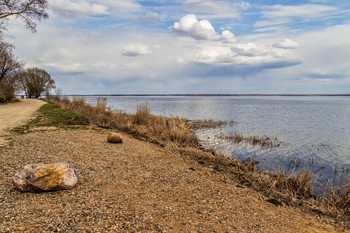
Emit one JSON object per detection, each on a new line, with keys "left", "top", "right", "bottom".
{"left": 0, "top": 40, "right": 22, "bottom": 101}
{"left": 0, "top": 0, "right": 48, "bottom": 32}
{"left": 20, "top": 67, "right": 55, "bottom": 98}
{"left": 0, "top": 0, "right": 48, "bottom": 102}
{"left": 0, "top": 40, "right": 22, "bottom": 83}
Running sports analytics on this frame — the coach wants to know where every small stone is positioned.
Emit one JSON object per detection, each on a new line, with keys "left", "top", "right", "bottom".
{"left": 107, "top": 132, "right": 123, "bottom": 144}
{"left": 13, "top": 163, "right": 78, "bottom": 192}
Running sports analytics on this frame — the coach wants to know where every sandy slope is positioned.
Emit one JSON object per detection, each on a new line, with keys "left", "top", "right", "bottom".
{"left": 0, "top": 128, "right": 343, "bottom": 232}
{"left": 0, "top": 99, "right": 45, "bottom": 146}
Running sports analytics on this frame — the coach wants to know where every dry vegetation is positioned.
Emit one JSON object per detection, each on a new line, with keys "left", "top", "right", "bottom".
{"left": 323, "top": 180, "right": 350, "bottom": 217}
{"left": 47, "top": 95, "right": 350, "bottom": 228}
{"left": 188, "top": 119, "right": 235, "bottom": 130}
{"left": 49, "top": 96, "right": 199, "bottom": 147}
{"left": 218, "top": 132, "right": 283, "bottom": 148}
{"left": 0, "top": 83, "right": 16, "bottom": 103}
{"left": 179, "top": 146, "right": 350, "bottom": 226}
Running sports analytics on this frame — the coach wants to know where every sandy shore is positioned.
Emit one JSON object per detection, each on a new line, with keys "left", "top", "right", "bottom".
{"left": 0, "top": 127, "right": 340, "bottom": 232}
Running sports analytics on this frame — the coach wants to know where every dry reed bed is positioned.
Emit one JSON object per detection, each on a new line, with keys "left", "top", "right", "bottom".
{"left": 218, "top": 132, "right": 283, "bottom": 148}
{"left": 187, "top": 119, "right": 235, "bottom": 130}
{"left": 49, "top": 96, "right": 350, "bottom": 227}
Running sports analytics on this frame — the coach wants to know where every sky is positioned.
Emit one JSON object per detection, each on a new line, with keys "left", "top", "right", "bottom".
{"left": 4, "top": 0, "right": 350, "bottom": 94}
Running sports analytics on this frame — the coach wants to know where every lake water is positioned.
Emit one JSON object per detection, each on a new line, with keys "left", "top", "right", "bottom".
{"left": 86, "top": 96, "right": 350, "bottom": 184}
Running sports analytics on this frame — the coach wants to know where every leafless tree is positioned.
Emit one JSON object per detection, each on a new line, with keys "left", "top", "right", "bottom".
{"left": 0, "top": 40, "right": 22, "bottom": 83}
{"left": 0, "top": 0, "right": 48, "bottom": 32}
{"left": 20, "top": 67, "right": 55, "bottom": 98}
{"left": 0, "top": 40, "right": 22, "bottom": 101}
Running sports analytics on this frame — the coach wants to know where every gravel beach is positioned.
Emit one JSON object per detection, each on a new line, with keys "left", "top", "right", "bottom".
{"left": 0, "top": 128, "right": 339, "bottom": 232}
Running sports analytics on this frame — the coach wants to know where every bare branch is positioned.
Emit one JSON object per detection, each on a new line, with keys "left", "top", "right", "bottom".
{"left": 0, "top": 0, "right": 48, "bottom": 32}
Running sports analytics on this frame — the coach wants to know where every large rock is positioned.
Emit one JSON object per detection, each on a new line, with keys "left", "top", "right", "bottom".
{"left": 13, "top": 163, "right": 78, "bottom": 192}
{"left": 107, "top": 132, "right": 123, "bottom": 144}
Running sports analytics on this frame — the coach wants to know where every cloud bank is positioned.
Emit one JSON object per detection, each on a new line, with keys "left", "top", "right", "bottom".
{"left": 5, "top": 1, "right": 350, "bottom": 94}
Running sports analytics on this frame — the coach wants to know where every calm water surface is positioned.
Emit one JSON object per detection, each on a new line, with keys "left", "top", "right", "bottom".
{"left": 87, "top": 96, "right": 350, "bottom": 183}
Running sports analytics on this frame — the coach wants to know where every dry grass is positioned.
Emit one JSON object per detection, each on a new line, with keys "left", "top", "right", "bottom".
{"left": 188, "top": 119, "right": 234, "bottom": 130}
{"left": 49, "top": 96, "right": 199, "bottom": 147}
{"left": 177, "top": 146, "right": 350, "bottom": 228}
{"left": 134, "top": 103, "right": 151, "bottom": 125}
{"left": 270, "top": 169, "right": 314, "bottom": 199}
{"left": 177, "top": 147, "right": 314, "bottom": 202}
{"left": 322, "top": 179, "right": 350, "bottom": 222}
{"left": 219, "top": 132, "right": 282, "bottom": 148}
{"left": 237, "top": 162, "right": 314, "bottom": 202}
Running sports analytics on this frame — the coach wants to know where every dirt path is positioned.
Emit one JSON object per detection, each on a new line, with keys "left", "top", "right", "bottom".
{"left": 0, "top": 99, "right": 46, "bottom": 146}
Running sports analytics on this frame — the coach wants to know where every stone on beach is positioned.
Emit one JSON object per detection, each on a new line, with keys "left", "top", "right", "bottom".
{"left": 107, "top": 132, "right": 123, "bottom": 144}
{"left": 13, "top": 163, "right": 78, "bottom": 192}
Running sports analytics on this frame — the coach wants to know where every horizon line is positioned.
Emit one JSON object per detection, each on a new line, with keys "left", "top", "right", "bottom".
{"left": 61, "top": 94, "right": 350, "bottom": 97}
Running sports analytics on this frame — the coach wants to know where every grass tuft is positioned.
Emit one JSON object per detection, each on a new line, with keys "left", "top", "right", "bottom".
{"left": 218, "top": 132, "right": 282, "bottom": 148}
{"left": 188, "top": 119, "right": 235, "bottom": 130}
{"left": 322, "top": 179, "right": 350, "bottom": 218}
{"left": 134, "top": 103, "right": 151, "bottom": 125}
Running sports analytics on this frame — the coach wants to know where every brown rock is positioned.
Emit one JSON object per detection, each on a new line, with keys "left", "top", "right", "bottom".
{"left": 107, "top": 132, "right": 123, "bottom": 144}
{"left": 13, "top": 163, "right": 78, "bottom": 192}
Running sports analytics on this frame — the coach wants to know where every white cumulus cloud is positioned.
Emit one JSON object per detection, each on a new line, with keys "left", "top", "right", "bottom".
{"left": 122, "top": 44, "right": 152, "bottom": 57}
{"left": 172, "top": 14, "right": 236, "bottom": 42}
{"left": 172, "top": 14, "right": 217, "bottom": 40}
{"left": 218, "top": 30, "right": 237, "bottom": 43}
{"left": 273, "top": 39, "right": 300, "bottom": 49}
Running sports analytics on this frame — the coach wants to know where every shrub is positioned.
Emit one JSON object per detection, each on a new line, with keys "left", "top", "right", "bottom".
{"left": 0, "top": 81, "right": 17, "bottom": 103}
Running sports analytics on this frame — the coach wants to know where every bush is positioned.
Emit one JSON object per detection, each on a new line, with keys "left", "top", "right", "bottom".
{"left": 0, "top": 82, "right": 16, "bottom": 103}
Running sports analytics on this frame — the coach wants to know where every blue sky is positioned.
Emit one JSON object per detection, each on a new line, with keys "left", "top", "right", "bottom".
{"left": 5, "top": 0, "right": 350, "bottom": 94}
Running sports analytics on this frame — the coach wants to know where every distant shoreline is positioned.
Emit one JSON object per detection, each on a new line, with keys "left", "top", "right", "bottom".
{"left": 60, "top": 94, "right": 350, "bottom": 97}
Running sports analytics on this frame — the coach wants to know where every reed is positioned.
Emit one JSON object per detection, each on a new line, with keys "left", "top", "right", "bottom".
{"left": 188, "top": 119, "right": 231, "bottom": 130}
{"left": 322, "top": 179, "right": 350, "bottom": 218}
{"left": 134, "top": 103, "right": 151, "bottom": 125}
{"left": 271, "top": 169, "right": 314, "bottom": 199}
{"left": 219, "top": 132, "right": 282, "bottom": 148}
